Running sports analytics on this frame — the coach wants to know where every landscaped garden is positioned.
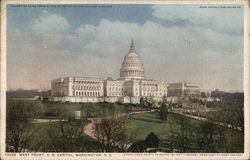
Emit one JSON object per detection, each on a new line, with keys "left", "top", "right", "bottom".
{"left": 128, "top": 112, "right": 244, "bottom": 152}
{"left": 6, "top": 99, "right": 244, "bottom": 153}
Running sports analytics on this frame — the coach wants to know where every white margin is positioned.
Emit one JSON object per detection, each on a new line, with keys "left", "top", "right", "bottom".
{"left": 0, "top": 0, "right": 249, "bottom": 160}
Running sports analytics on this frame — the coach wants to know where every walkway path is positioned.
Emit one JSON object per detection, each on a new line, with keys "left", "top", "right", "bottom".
{"left": 171, "top": 110, "right": 242, "bottom": 131}
{"left": 29, "top": 118, "right": 67, "bottom": 123}
{"left": 83, "top": 110, "right": 156, "bottom": 140}
{"left": 84, "top": 108, "right": 242, "bottom": 145}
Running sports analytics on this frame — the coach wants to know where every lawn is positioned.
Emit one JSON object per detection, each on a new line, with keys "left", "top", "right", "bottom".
{"left": 128, "top": 112, "right": 169, "bottom": 140}
{"left": 24, "top": 112, "right": 243, "bottom": 153}
{"left": 128, "top": 112, "right": 244, "bottom": 152}
{"left": 128, "top": 112, "right": 202, "bottom": 140}
{"left": 7, "top": 99, "right": 243, "bottom": 153}
{"left": 42, "top": 102, "right": 148, "bottom": 118}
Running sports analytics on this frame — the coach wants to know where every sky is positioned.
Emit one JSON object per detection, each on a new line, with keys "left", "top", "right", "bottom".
{"left": 7, "top": 4, "right": 244, "bottom": 92}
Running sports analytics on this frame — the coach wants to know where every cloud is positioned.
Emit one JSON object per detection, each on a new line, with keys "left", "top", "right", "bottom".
{"left": 7, "top": 10, "right": 243, "bottom": 92}
{"left": 31, "top": 12, "right": 71, "bottom": 34}
{"left": 73, "top": 19, "right": 241, "bottom": 91}
{"left": 152, "top": 5, "right": 243, "bottom": 34}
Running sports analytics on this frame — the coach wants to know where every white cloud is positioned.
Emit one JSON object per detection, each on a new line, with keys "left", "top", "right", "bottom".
{"left": 7, "top": 12, "right": 243, "bottom": 92}
{"left": 31, "top": 13, "right": 71, "bottom": 34}
{"left": 29, "top": 12, "right": 76, "bottom": 50}
{"left": 152, "top": 5, "right": 243, "bottom": 34}
{"left": 76, "top": 24, "right": 96, "bottom": 36}
{"left": 71, "top": 19, "right": 243, "bottom": 91}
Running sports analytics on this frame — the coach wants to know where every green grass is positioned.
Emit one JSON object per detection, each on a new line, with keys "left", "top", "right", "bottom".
{"left": 42, "top": 102, "right": 148, "bottom": 118}
{"left": 7, "top": 99, "right": 243, "bottom": 152}
{"left": 128, "top": 112, "right": 244, "bottom": 152}
{"left": 25, "top": 112, "right": 243, "bottom": 152}
{"left": 128, "top": 112, "right": 167, "bottom": 140}
{"left": 129, "top": 112, "right": 203, "bottom": 140}
{"left": 185, "top": 111, "right": 237, "bottom": 125}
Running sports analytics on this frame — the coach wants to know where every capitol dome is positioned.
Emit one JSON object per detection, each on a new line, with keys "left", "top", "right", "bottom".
{"left": 119, "top": 40, "right": 145, "bottom": 80}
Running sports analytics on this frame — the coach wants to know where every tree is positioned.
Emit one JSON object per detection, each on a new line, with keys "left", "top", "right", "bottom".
{"left": 223, "top": 101, "right": 244, "bottom": 130}
{"left": 44, "top": 120, "right": 87, "bottom": 152}
{"left": 140, "top": 97, "right": 144, "bottom": 107}
{"left": 145, "top": 132, "right": 159, "bottom": 148}
{"left": 6, "top": 100, "right": 42, "bottom": 152}
{"left": 161, "top": 118, "right": 178, "bottom": 152}
{"left": 127, "top": 140, "right": 146, "bottom": 152}
{"left": 200, "top": 122, "right": 215, "bottom": 152}
{"left": 93, "top": 115, "right": 130, "bottom": 152}
{"left": 80, "top": 103, "right": 92, "bottom": 120}
{"left": 175, "top": 114, "right": 191, "bottom": 152}
{"left": 140, "top": 98, "right": 153, "bottom": 110}
{"left": 128, "top": 132, "right": 160, "bottom": 152}
{"left": 44, "top": 104, "right": 74, "bottom": 120}
{"left": 159, "top": 101, "right": 173, "bottom": 120}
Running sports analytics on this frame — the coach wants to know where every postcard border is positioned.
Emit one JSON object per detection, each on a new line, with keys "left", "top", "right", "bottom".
{"left": 1, "top": 0, "right": 249, "bottom": 160}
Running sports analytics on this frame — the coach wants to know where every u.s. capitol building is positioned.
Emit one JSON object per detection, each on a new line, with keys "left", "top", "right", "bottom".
{"left": 51, "top": 40, "right": 200, "bottom": 103}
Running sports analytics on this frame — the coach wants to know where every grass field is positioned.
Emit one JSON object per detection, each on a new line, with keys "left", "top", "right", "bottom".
{"left": 24, "top": 111, "right": 244, "bottom": 152}
{"left": 42, "top": 102, "right": 148, "bottom": 118}
{"left": 7, "top": 99, "right": 243, "bottom": 152}
{"left": 128, "top": 112, "right": 244, "bottom": 152}
{"left": 128, "top": 112, "right": 204, "bottom": 140}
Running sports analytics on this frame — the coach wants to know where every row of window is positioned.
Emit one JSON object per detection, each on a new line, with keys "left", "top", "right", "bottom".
{"left": 75, "top": 91, "right": 101, "bottom": 97}
{"left": 74, "top": 81, "right": 101, "bottom": 84}
{"left": 141, "top": 89, "right": 166, "bottom": 92}
{"left": 109, "top": 87, "right": 124, "bottom": 91}
{"left": 73, "top": 86, "right": 101, "bottom": 90}
{"left": 107, "top": 84, "right": 124, "bottom": 87}
{"left": 141, "top": 83, "right": 158, "bottom": 86}
{"left": 106, "top": 92, "right": 165, "bottom": 97}
{"left": 142, "top": 92, "right": 164, "bottom": 96}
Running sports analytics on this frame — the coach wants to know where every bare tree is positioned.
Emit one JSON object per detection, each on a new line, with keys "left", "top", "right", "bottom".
{"left": 6, "top": 100, "right": 42, "bottom": 152}
{"left": 93, "top": 114, "right": 131, "bottom": 152}
{"left": 45, "top": 120, "right": 86, "bottom": 152}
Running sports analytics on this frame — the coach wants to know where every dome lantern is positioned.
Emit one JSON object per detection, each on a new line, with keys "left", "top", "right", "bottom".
{"left": 130, "top": 39, "right": 136, "bottom": 53}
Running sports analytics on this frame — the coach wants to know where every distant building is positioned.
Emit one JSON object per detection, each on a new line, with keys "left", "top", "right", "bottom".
{"left": 51, "top": 40, "right": 168, "bottom": 103}
{"left": 167, "top": 82, "right": 201, "bottom": 97}
{"left": 201, "top": 90, "right": 212, "bottom": 98}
